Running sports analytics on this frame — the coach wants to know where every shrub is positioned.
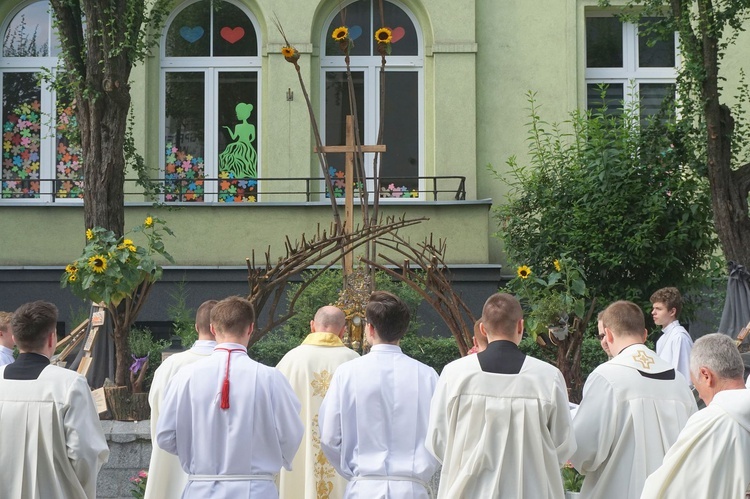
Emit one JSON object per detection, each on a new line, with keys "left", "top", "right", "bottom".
{"left": 128, "top": 327, "right": 169, "bottom": 391}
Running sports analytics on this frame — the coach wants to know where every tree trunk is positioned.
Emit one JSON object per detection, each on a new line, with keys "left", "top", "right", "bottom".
{"left": 113, "top": 319, "right": 131, "bottom": 388}
{"left": 556, "top": 329, "right": 584, "bottom": 403}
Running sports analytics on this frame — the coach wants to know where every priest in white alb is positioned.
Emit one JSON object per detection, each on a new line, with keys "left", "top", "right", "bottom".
{"left": 156, "top": 296, "right": 303, "bottom": 498}
{"left": 570, "top": 300, "right": 697, "bottom": 499}
{"left": 319, "top": 291, "right": 439, "bottom": 498}
{"left": 144, "top": 299, "right": 217, "bottom": 499}
{"left": 276, "top": 305, "right": 359, "bottom": 499}
{"left": 0, "top": 301, "right": 109, "bottom": 498}
{"left": 642, "top": 333, "right": 750, "bottom": 499}
{"left": 426, "top": 292, "right": 576, "bottom": 498}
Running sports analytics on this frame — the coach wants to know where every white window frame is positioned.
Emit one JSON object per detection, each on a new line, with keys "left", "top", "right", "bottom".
{"left": 319, "top": 0, "right": 425, "bottom": 201}
{"left": 159, "top": 0, "right": 262, "bottom": 203}
{"left": 585, "top": 12, "right": 680, "bottom": 113}
{"left": 0, "top": 0, "right": 79, "bottom": 204}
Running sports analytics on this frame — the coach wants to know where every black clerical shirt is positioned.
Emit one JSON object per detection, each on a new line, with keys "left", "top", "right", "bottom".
{"left": 477, "top": 339, "right": 527, "bottom": 374}
{"left": 3, "top": 352, "right": 50, "bottom": 380}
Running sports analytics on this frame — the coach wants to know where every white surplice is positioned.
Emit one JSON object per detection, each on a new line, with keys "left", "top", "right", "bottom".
{"left": 0, "top": 362, "right": 109, "bottom": 498}
{"left": 570, "top": 344, "right": 697, "bottom": 499}
{"left": 426, "top": 351, "right": 576, "bottom": 499}
{"left": 156, "top": 342, "right": 303, "bottom": 499}
{"left": 0, "top": 345, "right": 14, "bottom": 366}
{"left": 276, "top": 332, "right": 359, "bottom": 499}
{"left": 641, "top": 388, "right": 750, "bottom": 499}
{"left": 319, "top": 344, "right": 439, "bottom": 499}
{"left": 144, "top": 339, "right": 216, "bottom": 499}
{"left": 655, "top": 321, "right": 693, "bottom": 385}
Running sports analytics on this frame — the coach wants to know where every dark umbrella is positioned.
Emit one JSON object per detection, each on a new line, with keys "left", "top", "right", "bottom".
{"left": 718, "top": 262, "right": 750, "bottom": 340}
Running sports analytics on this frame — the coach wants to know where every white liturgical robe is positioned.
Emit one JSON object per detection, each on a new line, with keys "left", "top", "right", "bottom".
{"left": 641, "top": 388, "right": 750, "bottom": 499}
{"left": 319, "top": 344, "right": 439, "bottom": 499}
{"left": 144, "top": 339, "right": 216, "bottom": 499}
{"left": 426, "top": 341, "right": 576, "bottom": 499}
{"left": 655, "top": 321, "right": 693, "bottom": 385}
{"left": 276, "top": 332, "right": 359, "bottom": 499}
{"left": 0, "top": 345, "right": 14, "bottom": 366}
{"left": 0, "top": 356, "right": 109, "bottom": 499}
{"left": 570, "top": 344, "right": 697, "bottom": 499}
{"left": 156, "top": 343, "right": 304, "bottom": 499}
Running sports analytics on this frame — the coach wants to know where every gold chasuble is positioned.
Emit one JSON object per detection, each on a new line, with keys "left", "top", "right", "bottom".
{"left": 277, "top": 332, "right": 359, "bottom": 499}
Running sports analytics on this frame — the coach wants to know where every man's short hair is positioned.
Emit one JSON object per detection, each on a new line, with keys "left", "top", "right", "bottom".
{"left": 650, "top": 287, "right": 683, "bottom": 318}
{"left": 0, "top": 311, "right": 12, "bottom": 334}
{"left": 195, "top": 300, "right": 218, "bottom": 336}
{"left": 601, "top": 301, "right": 645, "bottom": 338}
{"left": 365, "top": 291, "right": 410, "bottom": 343}
{"left": 210, "top": 296, "right": 255, "bottom": 337}
{"left": 11, "top": 301, "right": 58, "bottom": 351}
{"left": 481, "top": 293, "right": 522, "bottom": 338}
{"left": 690, "top": 333, "right": 744, "bottom": 381}
{"left": 313, "top": 306, "right": 346, "bottom": 333}
{"left": 473, "top": 318, "right": 488, "bottom": 348}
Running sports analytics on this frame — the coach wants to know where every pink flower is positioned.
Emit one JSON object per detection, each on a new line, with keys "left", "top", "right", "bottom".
{"left": 138, "top": 470, "right": 148, "bottom": 478}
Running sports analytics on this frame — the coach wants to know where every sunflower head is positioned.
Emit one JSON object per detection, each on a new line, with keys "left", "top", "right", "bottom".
{"left": 553, "top": 260, "right": 561, "bottom": 272}
{"left": 144, "top": 216, "right": 154, "bottom": 228}
{"left": 88, "top": 254, "right": 108, "bottom": 273}
{"left": 517, "top": 265, "right": 532, "bottom": 279}
{"left": 86, "top": 228, "right": 94, "bottom": 240}
{"left": 281, "top": 45, "right": 300, "bottom": 63}
{"left": 68, "top": 273, "right": 77, "bottom": 283}
{"left": 332, "top": 26, "right": 349, "bottom": 41}
{"left": 375, "top": 27, "right": 392, "bottom": 44}
{"left": 65, "top": 264, "right": 78, "bottom": 274}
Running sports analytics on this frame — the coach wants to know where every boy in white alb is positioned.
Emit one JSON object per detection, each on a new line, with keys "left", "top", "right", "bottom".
{"left": 650, "top": 287, "right": 693, "bottom": 384}
{"left": 0, "top": 311, "right": 15, "bottom": 366}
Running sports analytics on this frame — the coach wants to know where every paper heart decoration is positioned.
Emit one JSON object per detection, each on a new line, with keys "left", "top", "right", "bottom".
{"left": 349, "top": 25, "right": 363, "bottom": 40}
{"left": 391, "top": 26, "right": 405, "bottom": 43}
{"left": 179, "top": 26, "right": 204, "bottom": 43}
{"left": 220, "top": 27, "right": 245, "bottom": 44}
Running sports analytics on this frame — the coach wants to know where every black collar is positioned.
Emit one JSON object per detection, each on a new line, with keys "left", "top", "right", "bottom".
{"left": 4, "top": 352, "right": 50, "bottom": 380}
{"left": 477, "top": 340, "right": 527, "bottom": 374}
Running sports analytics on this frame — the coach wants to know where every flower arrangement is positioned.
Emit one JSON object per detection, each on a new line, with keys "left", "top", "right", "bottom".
{"left": 61, "top": 216, "right": 174, "bottom": 387}
{"left": 375, "top": 27, "right": 393, "bottom": 56}
{"left": 505, "top": 256, "right": 587, "bottom": 341}
{"left": 129, "top": 470, "right": 148, "bottom": 498}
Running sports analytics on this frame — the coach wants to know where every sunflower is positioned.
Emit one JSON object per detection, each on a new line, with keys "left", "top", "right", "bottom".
{"left": 553, "top": 260, "right": 561, "bottom": 272}
{"left": 144, "top": 216, "right": 154, "bottom": 228}
{"left": 86, "top": 228, "right": 94, "bottom": 240}
{"left": 332, "top": 26, "right": 349, "bottom": 41}
{"left": 65, "top": 264, "right": 78, "bottom": 274}
{"left": 375, "top": 27, "right": 392, "bottom": 44}
{"left": 517, "top": 265, "right": 532, "bottom": 279}
{"left": 88, "top": 254, "right": 108, "bottom": 273}
{"left": 281, "top": 46, "right": 297, "bottom": 59}
{"left": 68, "top": 273, "right": 77, "bottom": 283}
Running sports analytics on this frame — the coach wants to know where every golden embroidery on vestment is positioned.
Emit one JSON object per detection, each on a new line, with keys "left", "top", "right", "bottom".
{"left": 632, "top": 350, "right": 655, "bottom": 369}
{"left": 311, "top": 369, "right": 332, "bottom": 398}
{"left": 312, "top": 414, "right": 336, "bottom": 498}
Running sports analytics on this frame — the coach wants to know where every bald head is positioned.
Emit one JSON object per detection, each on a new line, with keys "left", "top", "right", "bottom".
{"left": 312, "top": 306, "right": 347, "bottom": 337}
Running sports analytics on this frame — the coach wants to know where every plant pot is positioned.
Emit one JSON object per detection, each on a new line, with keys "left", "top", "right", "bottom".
{"left": 565, "top": 491, "right": 581, "bottom": 499}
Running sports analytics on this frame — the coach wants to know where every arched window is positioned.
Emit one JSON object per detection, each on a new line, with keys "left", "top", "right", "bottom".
{"left": 321, "top": 0, "right": 423, "bottom": 199}
{"left": 1, "top": 0, "right": 81, "bottom": 201}
{"left": 161, "top": 0, "right": 260, "bottom": 202}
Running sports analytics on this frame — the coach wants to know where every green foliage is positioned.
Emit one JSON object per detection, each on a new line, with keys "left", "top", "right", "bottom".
{"left": 249, "top": 332, "right": 301, "bottom": 367}
{"left": 505, "top": 256, "right": 588, "bottom": 340}
{"left": 400, "top": 334, "right": 460, "bottom": 374}
{"left": 167, "top": 280, "right": 197, "bottom": 347}
{"left": 128, "top": 470, "right": 148, "bottom": 498}
{"left": 494, "top": 92, "right": 717, "bottom": 313}
{"left": 60, "top": 216, "right": 174, "bottom": 305}
{"left": 562, "top": 463, "right": 584, "bottom": 492}
{"left": 127, "top": 327, "right": 169, "bottom": 390}
{"left": 519, "top": 334, "right": 608, "bottom": 382}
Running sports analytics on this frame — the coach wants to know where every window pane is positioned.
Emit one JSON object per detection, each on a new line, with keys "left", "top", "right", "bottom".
{"left": 325, "top": 71, "right": 365, "bottom": 198}
{"left": 375, "top": 2, "right": 418, "bottom": 56}
{"left": 217, "top": 71, "right": 258, "bottom": 202}
{"left": 212, "top": 2, "right": 257, "bottom": 57}
{"left": 587, "top": 83, "right": 624, "bottom": 116}
{"left": 640, "top": 83, "right": 674, "bottom": 122}
{"left": 2, "top": 73, "right": 42, "bottom": 198}
{"left": 325, "top": 0, "right": 370, "bottom": 56}
{"left": 3, "top": 1, "right": 50, "bottom": 57}
{"left": 55, "top": 85, "right": 83, "bottom": 199}
{"left": 165, "top": 0, "right": 210, "bottom": 57}
{"left": 165, "top": 72, "right": 205, "bottom": 202}
{"left": 586, "top": 17, "right": 622, "bottom": 68}
{"left": 381, "top": 71, "right": 418, "bottom": 195}
{"left": 638, "top": 18, "right": 675, "bottom": 68}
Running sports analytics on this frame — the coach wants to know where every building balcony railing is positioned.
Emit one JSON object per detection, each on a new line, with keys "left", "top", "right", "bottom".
{"left": 0, "top": 175, "right": 467, "bottom": 203}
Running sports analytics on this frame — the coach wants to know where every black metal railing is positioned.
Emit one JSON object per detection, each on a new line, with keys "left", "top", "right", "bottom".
{"left": 1, "top": 176, "right": 467, "bottom": 203}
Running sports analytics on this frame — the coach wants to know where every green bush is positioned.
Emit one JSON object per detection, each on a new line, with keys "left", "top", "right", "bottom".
{"left": 519, "top": 333, "right": 608, "bottom": 382}
{"left": 167, "top": 280, "right": 197, "bottom": 347}
{"left": 249, "top": 332, "right": 300, "bottom": 367}
{"left": 401, "top": 334, "right": 460, "bottom": 374}
{"left": 128, "top": 327, "right": 169, "bottom": 390}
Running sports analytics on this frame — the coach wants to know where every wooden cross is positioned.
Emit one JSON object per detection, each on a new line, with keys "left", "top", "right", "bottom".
{"left": 316, "top": 115, "right": 386, "bottom": 275}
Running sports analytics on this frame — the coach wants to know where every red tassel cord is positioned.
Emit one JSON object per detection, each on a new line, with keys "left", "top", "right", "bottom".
{"left": 216, "top": 348, "right": 244, "bottom": 410}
